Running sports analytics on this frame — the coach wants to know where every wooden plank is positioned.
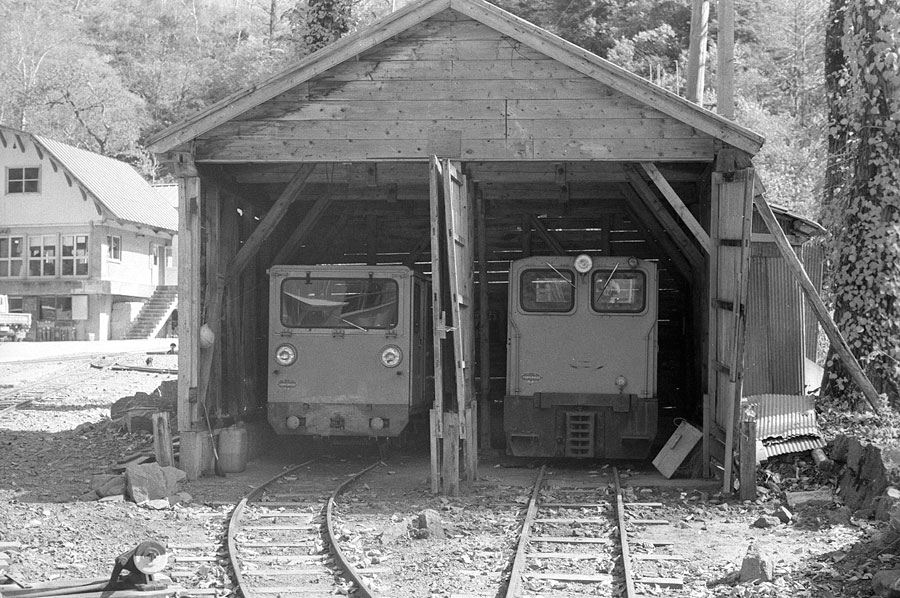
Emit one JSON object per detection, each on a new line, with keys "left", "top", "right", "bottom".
{"left": 739, "top": 417, "right": 758, "bottom": 501}
{"left": 452, "top": 0, "right": 763, "bottom": 154}
{"left": 527, "top": 552, "right": 606, "bottom": 560}
{"left": 528, "top": 214, "right": 566, "bottom": 254}
{"left": 359, "top": 38, "right": 548, "bottom": 61}
{"left": 228, "top": 163, "right": 315, "bottom": 280}
{"left": 151, "top": 412, "right": 174, "bottom": 467}
{"left": 198, "top": 174, "right": 222, "bottom": 416}
{"left": 614, "top": 469, "right": 636, "bottom": 598}
{"left": 641, "top": 162, "right": 712, "bottom": 253}
{"left": 442, "top": 412, "right": 460, "bottom": 496}
{"left": 195, "top": 136, "right": 716, "bottom": 163}
{"left": 530, "top": 536, "right": 610, "bottom": 544}
{"left": 634, "top": 576, "right": 684, "bottom": 588}
{"left": 524, "top": 572, "right": 613, "bottom": 582}
{"left": 147, "top": 0, "right": 453, "bottom": 152}
{"left": 752, "top": 190, "right": 881, "bottom": 413}
{"left": 633, "top": 554, "right": 684, "bottom": 561}
{"left": 312, "top": 58, "right": 586, "bottom": 82}
{"left": 476, "top": 188, "right": 491, "bottom": 448}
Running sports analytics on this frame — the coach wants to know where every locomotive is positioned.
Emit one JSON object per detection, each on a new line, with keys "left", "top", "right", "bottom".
{"left": 503, "top": 255, "right": 659, "bottom": 459}
{"left": 267, "top": 255, "right": 660, "bottom": 459}
{"left": 267, "top": 265, "right": 432, "bottom": 439}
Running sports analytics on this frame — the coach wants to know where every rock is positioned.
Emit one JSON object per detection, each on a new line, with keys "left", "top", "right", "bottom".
{"left": 873, "top": 569, "right": 900, "bottom": 597}
{"left": 98, "top": 494, "right": 126, "bottom": 503}
{"left": 774, "top": 506, "right": 793, "bottom": 523}
{"left": 168, "top": 492, "right": 192, "bottom": 505}
{"left": 94, "top": 475, "right": 126, "bottom": 498}
{"left": 143, "top": 498, "right": 171, "bottom": 510}
{"left": 786, "top": 489, "right": 833, "bottom": 509}
{"left": 110, "top": 391, "right": 176, "bottom": 433}
{"left": 828, "top": 506, "right": 852, "bottom": 526}
{"left": 740, "top": 544, "right": 775, "bottom": 582}
{"left": 415, "top": 509, "right": 445, "bottom": 539}
{"left": 126, "top": 462, "right": 185, "bottom": 503}
{"left": 752, "top": 515, "right": 780, "bottom": 528}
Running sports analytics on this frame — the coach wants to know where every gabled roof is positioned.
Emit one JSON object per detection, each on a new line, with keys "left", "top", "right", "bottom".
{"left": 28, "top": 132, "right": 177, "bottom": 232}
{"left": 148, "top": 0, "right": 764, "bottom": 156}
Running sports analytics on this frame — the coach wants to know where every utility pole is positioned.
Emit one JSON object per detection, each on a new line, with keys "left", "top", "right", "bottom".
{"left": 685, "top": 0, "right": 709, "bottom": 105}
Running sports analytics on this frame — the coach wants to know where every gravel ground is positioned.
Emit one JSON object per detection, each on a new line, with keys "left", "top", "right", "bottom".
{"left": 0, "top": 346, "right": 895, "bottom": 597}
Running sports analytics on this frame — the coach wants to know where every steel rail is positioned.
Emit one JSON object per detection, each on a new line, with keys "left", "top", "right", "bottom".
{"left": 614, "top": 467, "right": 636, "bottom": 598}
{"left": 504, "top": 465, "right": 546, "bottom": 598}
{"left": 325, "top": 461, "right": 383, "bottom": 598}
{"left": 227, "top": 458, "right": 381, "bottom": 598}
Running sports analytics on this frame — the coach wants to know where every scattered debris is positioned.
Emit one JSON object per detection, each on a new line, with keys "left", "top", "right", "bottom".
{"left": 873, "top": 569, "right": 900, "bottom": 597}
{"left": 413, "top": 509, "right": 445, "bottom": 539}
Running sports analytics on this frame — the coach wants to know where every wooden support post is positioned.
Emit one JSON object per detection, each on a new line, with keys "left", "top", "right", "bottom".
{"left": 272, "top": 196, "right": 333, "bottom": 265}
{"left": 429, "top": 158, "right": 446, "bottom": 494}
{"left": 739, "top": 412, "right": 757, "bottom": 501}
{"left": 152, "top": 413, "right": 174, "bottom": 468}
{"left": 228, "top": 163, "right": 315, "bottom": 281}
{"left": 476, "top": 188, "right": 492, "bottom": 449}
{"left": 198, "top": 176, "right": 222, "bottom": 416}
{"left": 442, "top": 412, "right": 460, "bottom": 497}
{"left": 175, "top": 153, "right": 202, "bottom": 479}
{"left": 528, "top": 214, "right": 566, "bottom": 255}
{"left": 685, "top": 0, "right": 710, "bottom": 104}
{"left": 622, "top": 174, "right": 705, "bottom": 270}
{"left": 753, "top": 191, "right": 882, "bottom": 414}
{"left": 717, "top": 0, "right": 735, "bottom": 119}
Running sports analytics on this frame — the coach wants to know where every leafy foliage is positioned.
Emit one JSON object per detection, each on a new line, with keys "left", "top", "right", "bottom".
{"left": 821, "top": 0, "right": 900, "bottom": 408}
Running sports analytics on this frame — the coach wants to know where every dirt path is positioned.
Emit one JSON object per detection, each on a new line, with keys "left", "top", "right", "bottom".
{"left": 0, "top": 350, "right": 891, "bottom": 597}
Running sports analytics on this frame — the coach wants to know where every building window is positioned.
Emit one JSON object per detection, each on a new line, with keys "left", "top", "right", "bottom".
{"left": 62, "top": 235, "right": 89, "bottom": 276}
{"left": 39, "top": 296, "right": 73, "bottom": 321}
{"left": 0, "top": 236, "right": 24, "bottom": 277}
{"left": 7, "top": 167, "right": 40, "bottom": 194}
{"left": 28, "top": 235, "right": 57, "bottom": 277}
{"left": 107, "top": 235, "right": 121, "bottom": 261}
{"left": 165, "top": 246, "right": 173, "bottom": 267}
{"left": 8, "top": 296, "right": 23, "bottom": 312}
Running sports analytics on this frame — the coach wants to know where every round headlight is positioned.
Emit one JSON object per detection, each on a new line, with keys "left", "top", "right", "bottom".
{"left": 574, "top": 253, "right": 593, "bottom": 274}
{"left": 627, "top": 257, "right": 639, "bottom": 268}
{"left": 615, "top": 375, "right": 628, "bottom": 389}
{"left": 380, "top": 345, "right": 402, "bottom": 368}
{"left": 275, "top": 343, "right": 297, "bottom": 366}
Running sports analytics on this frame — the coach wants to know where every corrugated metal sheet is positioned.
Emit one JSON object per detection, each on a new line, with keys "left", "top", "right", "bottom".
{"left": 746, "top": 394, "right": 825, "bottom": 459}
{"left": 35, "top": 136, "right": 177, "bottom": 232}
{"left": 767, "top": 256, "right": 804, "bottom": 394}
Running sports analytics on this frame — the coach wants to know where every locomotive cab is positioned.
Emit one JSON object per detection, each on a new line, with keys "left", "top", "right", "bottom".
{"left": 267, "top": 265, "right": 431, "bottom": 439}
{"left": 504, "top": 255, "right": 659, "bottom": 459}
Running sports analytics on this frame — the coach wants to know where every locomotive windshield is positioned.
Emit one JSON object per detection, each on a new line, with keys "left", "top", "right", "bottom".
{"left": 520, "top": 268, "right": 575, "bottom": 313}
{"left": 592, "top": 270, "right": 646, "bottom": 313}
{"left": 281, "top": 277, "right": 399, "bottom": 329}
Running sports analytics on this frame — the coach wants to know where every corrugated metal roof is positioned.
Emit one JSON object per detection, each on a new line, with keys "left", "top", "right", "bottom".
{"left": 746, "top": 394, "right": 825, "bottom": 459}
{"left": 35, "top": 135, "right": 177, "bottom": 232}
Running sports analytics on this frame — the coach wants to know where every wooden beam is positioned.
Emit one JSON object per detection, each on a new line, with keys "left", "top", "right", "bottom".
{"left": 429, "top": 157, "right": 445, "bottom": 494}
{"left": 753, "top": 190, "right": 881, "bottom": 414}
{"left": 528, "top": 214, "right": 566, "bottom": 255}
{"left": 640, "top": 162, "right": 712, "bottom": 253}
{"left": 619, "top": 196, "right": 694, "bottom": 283}
{"left": 198, "top": 175, "right": 223, "bottom": 419}
{"left": 622, "top": 174, "right": 704, "bottom": 273}
{"left": 476, "top": 187, "right": 491, "bottom": 449}
{"left": 227, "top": 164, "right": 316, "bottom": 281}
{"left": 271, "top": 195, "right": 333, "bottom": 265}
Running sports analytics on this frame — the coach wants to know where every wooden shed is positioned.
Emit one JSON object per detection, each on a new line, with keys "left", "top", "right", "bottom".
{"left": 148, "top": 0, "right": 808, "bottom": 489}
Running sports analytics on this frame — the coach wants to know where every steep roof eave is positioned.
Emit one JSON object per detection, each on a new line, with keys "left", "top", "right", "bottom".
{"left": 147, "top": 0, "right": 764, "bottom": 156}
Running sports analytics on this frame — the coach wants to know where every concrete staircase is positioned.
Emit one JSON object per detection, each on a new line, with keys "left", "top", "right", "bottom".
{"left": 125, "top": 285, "right": 178, "bottom": 340}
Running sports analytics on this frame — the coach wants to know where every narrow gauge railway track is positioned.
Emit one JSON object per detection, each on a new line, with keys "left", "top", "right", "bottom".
{"left": 0, "top": 357, "right": 111, "bottom": 417}
{"left": 506, "top": 466, "right": 686, "bottom": 598}
{"left": 227, "top": 459, "right": 383, "bottom": 598}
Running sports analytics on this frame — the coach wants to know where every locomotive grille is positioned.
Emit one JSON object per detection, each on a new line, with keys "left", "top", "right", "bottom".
{"left": 564, "top": 412, "right": 596, "bottom": 458}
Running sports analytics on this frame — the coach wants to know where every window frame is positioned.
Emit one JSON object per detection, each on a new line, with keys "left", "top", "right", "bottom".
{"left": 518, "top": 268, "right": 576, "bottom": 314}
{"left": 280, "top": 276, "right": 400, "bottom": 330}
{"left": 6, "top": 166, "right": 40, "bottom": 194}
{"left": 590, "top": 269, "right": 648, "bottom": 314}
{"left": 0, "top": 235, "right": 25, "bottom": 278}
{"left": 28, "top": 234, "right": 58, "bottom": 277}
{"left": 107, "top": 235, "right": 122, "bottom": 262}
{"left": 61, "top": 234, "right": 89, "bottom": 277}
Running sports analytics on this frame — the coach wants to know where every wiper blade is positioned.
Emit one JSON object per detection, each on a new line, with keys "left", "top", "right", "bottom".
{"left": 340, "top": 318, "right": 367, "bottom": 331}
{"left": 545, "top": 262, "right": 576, "bottom": 288}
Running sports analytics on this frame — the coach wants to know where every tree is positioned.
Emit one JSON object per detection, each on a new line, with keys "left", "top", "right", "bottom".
{"left": 821, "top": 0, "right": 900, "bottom": 407}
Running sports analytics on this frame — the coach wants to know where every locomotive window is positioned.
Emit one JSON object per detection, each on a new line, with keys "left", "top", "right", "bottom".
{"left": 281, "top": 277, "right": 399, "bottom": 329}
{"left": 519, "top": 268, "right": 575, "bottom": 313}
{"left": 591, "top": 270, "right": 646, "bottom": 313}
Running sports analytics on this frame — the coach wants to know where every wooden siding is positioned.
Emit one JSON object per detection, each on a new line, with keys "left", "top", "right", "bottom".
{"left": 196, "top": 12, "right": 715, "bottom": 163}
